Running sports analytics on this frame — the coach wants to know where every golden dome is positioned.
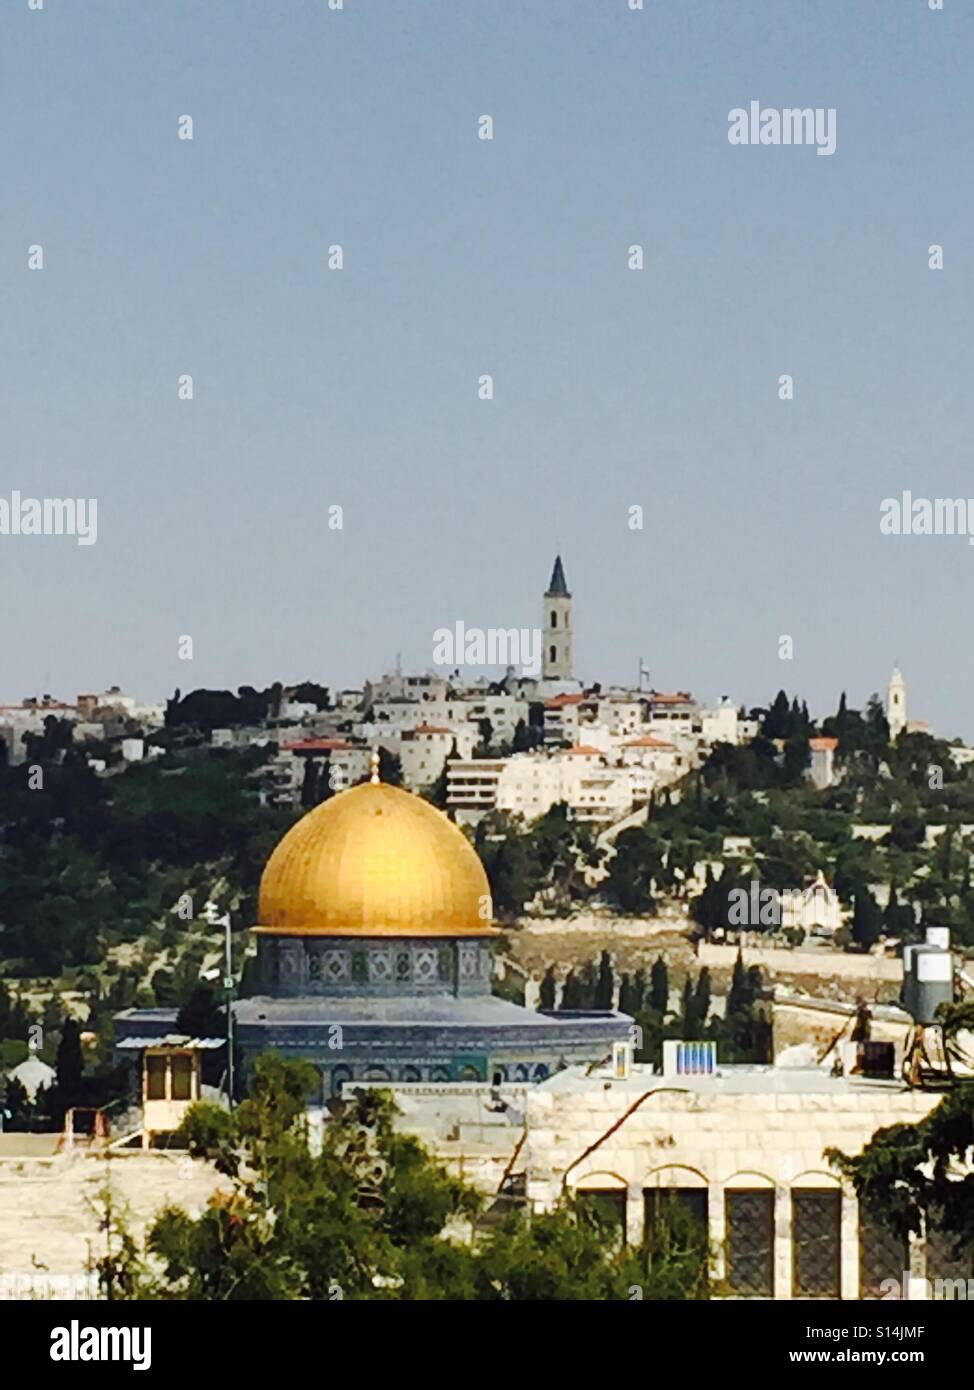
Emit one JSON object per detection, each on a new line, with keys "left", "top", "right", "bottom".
{"left": 256, "top": 781, "right": 496, "bottom": 938}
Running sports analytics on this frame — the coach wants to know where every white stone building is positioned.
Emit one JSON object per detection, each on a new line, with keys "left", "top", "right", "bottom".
{"left": 520, "top": 1063, "right": 959, "bottom": 1299}
{"left": 459, "top": 693, "right": 531, "bottom": 746}
{"left": 808, "top": 735, "right": 838, "bottom": 789}
{"left": 779, "top": 871, "right": 843, "bottom": 937}
{"left": 700, "top": 697, "right": 740, "bottom": 746}
{"left": 393, "top": 723, "right": 478, "bottom": 789}
{"left": 618, "top": 734, "right": 687, "bottom": 796}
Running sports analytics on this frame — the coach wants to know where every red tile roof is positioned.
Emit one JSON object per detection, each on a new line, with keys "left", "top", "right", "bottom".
{"left": 809, "top": 737, "right": 838, "bottom": 751}
{"left": 283, "top": 738, "right": 354, "bottom": 752}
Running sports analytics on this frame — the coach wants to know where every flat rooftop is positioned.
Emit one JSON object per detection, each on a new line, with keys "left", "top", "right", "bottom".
{"left": 232, "top": 995, "right": 625, "bottom": 1028}
{"left": 543, "top": 1064, "right": 909, "bottom": 1097}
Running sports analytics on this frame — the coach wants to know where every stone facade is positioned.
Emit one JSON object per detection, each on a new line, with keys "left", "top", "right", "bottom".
{"left": 522, "top": 1066, "right": 956, "bottom": 1299}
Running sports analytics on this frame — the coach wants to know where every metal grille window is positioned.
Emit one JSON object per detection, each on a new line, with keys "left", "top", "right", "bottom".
{"left": 926, "top": 1209, "right": 973, "bottom": 1289}
{"left": 726, "top": 1190, "right": 775, "bottom": 1297}
{"left": 577, "top": 1189, "right": 627, "bottom": 1242}
{"left": 792, "top": 1190, "right": 841, "bottom": 1298}
{"left": 644, "top": 1188, "right": 709, "bottom": 1246}
{"left": 859, "top": 1196, "right": 908, "bottom": 1300}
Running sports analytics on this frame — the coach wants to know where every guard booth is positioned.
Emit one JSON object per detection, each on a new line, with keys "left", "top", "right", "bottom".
{"left": 116, "top": 1035, "right": 224, "bottom": 1147}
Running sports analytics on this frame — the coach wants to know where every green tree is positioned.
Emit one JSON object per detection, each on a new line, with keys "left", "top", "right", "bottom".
{"left": 827, "top": 1082, "right": 974, "bottom": 1265}
{"left": 560, "top": 970, "right": 583, "bottom": 1010}
{"left": 606, "top": 827, "right": 660, "bottom": 914}
{"left": 618, "top": 972, "right": 642, "bottom": 1016}
{"left": 96, "top": 1056, "right": 711, "bottom": 1301}
{"left": 693, "top": 967, "right": 712, "bottom": 1028}
{"left": 2, "top": 1074, "right": 30, "bottom": 1129}
{"left": 594, "top": 951, "right": 614, "bottom": 1010}
{"left": 175, "top": 986, "right": 224, "bottom": 1041}
{"left": 512, "top": 719, "right": 531, "bottom": 753}
{"left": 56, "top": 1017, "right": 84, "bottom": 1099}
{"left": 483, "top": 833, "right": 535, "bottom": 918}
{"left": 762, "top": 690, "right": 791, "bottom": 740}
{"left": 538, "top": 966, "right": 557, "bottom": 1011}
{"left": 649, "top": 957, "right": 669, "bottom": 1016}
{"left": 680, "top": 977, "right": 697, "bottom": 1037}
{"left": 376, "top": 747, "right": 403, "bottom": 787}
{"left": 852, "top": 888, "right": 883, "bottom": 950}
{"left": 424, "top": 741, "right": 458, "bottom": 810}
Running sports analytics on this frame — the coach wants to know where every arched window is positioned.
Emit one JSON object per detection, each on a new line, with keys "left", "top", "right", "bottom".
{"left": 330, "top": 1064, "right": 352, "bottom": 1098}
{"left": 549, "top": 646, "right": 557, "bottom": 664}
{"left": 551, "top": 611, "right": 557, "bottom": 628}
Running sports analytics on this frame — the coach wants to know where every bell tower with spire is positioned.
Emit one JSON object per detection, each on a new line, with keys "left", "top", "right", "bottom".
{"left": 543, "top": 555, "right": 573, "bottom": 680}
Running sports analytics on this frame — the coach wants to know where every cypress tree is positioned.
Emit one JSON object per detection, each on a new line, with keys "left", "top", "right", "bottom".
{"left": 578, "top": 959, "right": 598, "bottom": 1009}
{"left": 727, "top": 950, "right": 749, "bottom": 1019}
{"left": 681, "top": 977, "right": 697, "bottom": 1037}
{"left": 56, "top": 1018, "right": 84, "bottom": 1099}
{"left": 561, "top": 970, "right": 582, "bottom": 1010}
{"left": 649, "top": 956, "right": 669, "bottom": 1015}
{"left": 594, "top": 950, "right": 614, "bottom": 1010}
{"left": 539, "top": 965, "right": 556, "bottom": 1011}
{"left": 693, "top": 967, "right": 712, "bottom": 1027}
{"left": 852, "top": 889, "right": 882, "bottom": 949}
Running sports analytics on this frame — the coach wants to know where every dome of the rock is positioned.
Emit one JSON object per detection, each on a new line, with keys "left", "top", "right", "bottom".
{"left": 256, "top": 780, "right": 494, "bottom": 937}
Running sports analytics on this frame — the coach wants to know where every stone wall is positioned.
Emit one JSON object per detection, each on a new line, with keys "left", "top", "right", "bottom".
{"left": 699, "top": 940, "right": 903, "bottom": 983}
{"left": 523, "top": 1077, "right": 940, "bottom": 1300}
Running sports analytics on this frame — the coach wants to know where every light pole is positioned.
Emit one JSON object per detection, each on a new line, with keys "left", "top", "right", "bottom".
{"left": 219, "top": 913, "right": 235, "bottom": 1108}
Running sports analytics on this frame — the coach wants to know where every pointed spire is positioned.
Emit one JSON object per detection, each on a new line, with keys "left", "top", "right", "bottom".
{"left": 369, "top": 749, "right": 381, "bottom": 784}
{"left": 546, "top": 554, "right": 570, "bottom": 597}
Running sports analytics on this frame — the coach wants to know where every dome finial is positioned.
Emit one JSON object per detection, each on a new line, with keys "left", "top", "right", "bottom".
{"left": 370, "top": 749, "right": 381, "bottom": 784}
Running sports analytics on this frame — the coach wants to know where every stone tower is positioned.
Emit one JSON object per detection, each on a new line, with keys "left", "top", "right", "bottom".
{"left": 887, "top": 667, "right": 907, "bottom": 740}
{"left": 543, "top": 555, "right": 573, "bottom": 680}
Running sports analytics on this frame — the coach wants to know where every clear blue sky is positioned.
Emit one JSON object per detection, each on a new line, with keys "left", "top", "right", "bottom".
{"left": 2, "top": 1, "right": 972, "bottom": 735}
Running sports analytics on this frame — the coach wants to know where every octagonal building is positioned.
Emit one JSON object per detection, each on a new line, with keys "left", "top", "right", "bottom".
{"left": 116, "top": 764, "right": 632, "bottom": 1104}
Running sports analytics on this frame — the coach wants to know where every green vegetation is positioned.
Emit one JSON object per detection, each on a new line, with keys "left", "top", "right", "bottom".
{"left": 0, "top": 736, "right": 291, "bottom": 978}
{"left": 827, "top": 1075, "right": 974, "bottom": 1266}
{"left": 0, "top": 728, "right": 297, "bottom": 1116}
{"left": 476, "top": 802, "right": 603, "bottom": 918}
{"left": 541, "top": 951, "right": 771, "bottom": 1066}
{"left": 94, "top": 1056, "right": 711, "bottom": 1300}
